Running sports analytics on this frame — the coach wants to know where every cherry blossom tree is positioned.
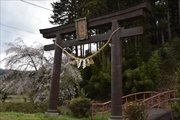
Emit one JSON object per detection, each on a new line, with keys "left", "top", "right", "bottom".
{"left": 2, "top": 37, "right": 49, "bottom": 71}
{"left": 0, "top": 38, "right": 82, "bottom": 103}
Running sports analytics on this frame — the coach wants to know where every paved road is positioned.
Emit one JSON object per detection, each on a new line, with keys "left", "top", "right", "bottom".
{"left": 149, "top": 108, "right": 175, "bottom": 120}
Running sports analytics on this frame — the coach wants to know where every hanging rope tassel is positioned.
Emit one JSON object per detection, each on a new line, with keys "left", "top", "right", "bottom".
{"left": 53, "top": 27, "right": 121, "bottom": 69}
{"left": 86, "top": 59, "right": 90, "bottom": 66}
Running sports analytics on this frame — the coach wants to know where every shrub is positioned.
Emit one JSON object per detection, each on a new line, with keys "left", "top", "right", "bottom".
{"left": 0, "top": 102, "right": 47, "bottom": 113}
{"left": 170, "top": 101, "right": 180, "bottom": 118}
{"left": 68, "top": 97, "right": 91, "bottom": 118}
{"left": 123, "top": 101, "right": 147, "bottom": 120}
{"left": 0, "top": 92, "right": 8, "bottom": 102}
{"left": 170, "top": 67, "right": 180, "bottom": 118}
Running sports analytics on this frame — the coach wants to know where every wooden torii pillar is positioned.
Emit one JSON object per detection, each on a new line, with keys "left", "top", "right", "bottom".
{"left": 40, "top": 2, "right": 151, "bottom": 119}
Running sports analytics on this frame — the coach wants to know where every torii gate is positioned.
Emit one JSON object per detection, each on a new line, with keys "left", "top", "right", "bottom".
{"left": 40, "top": 2, "right": 151, "bottom": 120}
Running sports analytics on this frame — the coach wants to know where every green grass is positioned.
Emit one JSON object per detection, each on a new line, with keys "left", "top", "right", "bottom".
{"left": 0, "top": 112, "right": 110, "bottom": 120}
{"left": 0, "top": 94, "right": 111, "bottom": 119}
{"left": 0, "top": 112, "right": 46, "bottom": 120}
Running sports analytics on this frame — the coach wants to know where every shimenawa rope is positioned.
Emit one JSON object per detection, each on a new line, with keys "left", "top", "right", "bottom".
{"left": 53, "top": 27, "right": 121, "bottom": 69}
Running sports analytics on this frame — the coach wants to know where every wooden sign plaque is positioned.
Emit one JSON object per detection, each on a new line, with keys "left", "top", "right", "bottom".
{"left": 75, "top": 17, "right": 88, "bottom": 40}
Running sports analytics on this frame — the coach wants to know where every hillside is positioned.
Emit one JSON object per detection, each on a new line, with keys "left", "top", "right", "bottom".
{"left": 0, "top": 69, "right": 5, "bottom": 76}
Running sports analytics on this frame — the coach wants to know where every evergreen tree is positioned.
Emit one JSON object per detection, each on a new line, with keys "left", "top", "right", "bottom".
{"left": 48, "top": 0, "right": 180, "bottom": 100}
{"left": 80, "top": 0, "right": 108, "bottom": 18}
{"left": 123, "top": 50, "right": 162, "bottom": 94}
{"left": 50, "top": 0, "right": 81, "bottom": 25}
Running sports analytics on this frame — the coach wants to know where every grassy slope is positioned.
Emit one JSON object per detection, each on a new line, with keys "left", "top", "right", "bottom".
{"left": 0, "top": 94, "right": 110, "bottom": 120}
{"left": 0, "top": 112, "right": 92, "bottom": 120}
{"left": 0, "top": 112, "right": 109, "bottom": 120}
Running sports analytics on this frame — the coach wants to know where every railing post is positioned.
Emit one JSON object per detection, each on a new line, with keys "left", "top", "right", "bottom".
{"left": 174, "top": 90, "right": 176, "bottom": 104}
{"left": 102, "top": 104, "right": 105, "bottom": 119}
{"left": 166, "top": 93, "right": 168, "bottom": 109}
{"left": 92, "top": 104, "right": 94, "bottom": 120}
{"left": 158, "top": 95, "right": 160, "bottom": 115}
{"left": 143, "top": 93, "right": 145, "bottom": 100}
{"left": 147, "top": 108, "right": 150, "bottom": 120}
{"left": 174, "top": 90, "right": 176, "bottom": 99}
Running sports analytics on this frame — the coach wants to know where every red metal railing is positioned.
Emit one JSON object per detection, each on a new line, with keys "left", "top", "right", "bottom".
{"left": 143, "top": 90, "right": 177, "bottom": 120}
{"left": 92, "top": 101, "right": 111, "bottom": 120}
{"left": 92, "top": 90, "right": 179, "bottom": 120}
{"left": 92, "top": 91, "right": 159, "bottom": 120}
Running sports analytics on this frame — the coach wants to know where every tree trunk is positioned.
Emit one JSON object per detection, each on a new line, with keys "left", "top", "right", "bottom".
{"left": 161, "top": 30, "right": 165, "bottom": 44}
{"left": 167, "top": 0, "right": 172, "bottom": 41}
{"left": 135, "top": 36, "right": 138, "bottom": 48}
{"left": 75, "top": 46, "right": 78, "bottom": 57}
{"left": 179, "top": 0, "right": 180, "bottom": 24}
{"left": 89, "top": 43, "right": 91, "bottom": 53}
{"left": 28, "top": 54, "right": 38, "bottom": 72}
{"left": 80, "top": 45, "right": 83, "bottom": 57}
{"left": 82, "top": 45, "right": 84, "bottom": 57}
{"left": 96, "top": 42, "right": 99, "bottom": 51}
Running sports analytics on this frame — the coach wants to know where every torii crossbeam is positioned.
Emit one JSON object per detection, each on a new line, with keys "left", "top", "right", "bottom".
{"left": 40, "top": 2, "right": 151, "bottom": 120}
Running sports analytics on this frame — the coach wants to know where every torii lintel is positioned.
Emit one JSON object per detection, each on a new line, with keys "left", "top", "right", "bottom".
{"left": 40, "top": 1, "right": 151, "bottom": 39}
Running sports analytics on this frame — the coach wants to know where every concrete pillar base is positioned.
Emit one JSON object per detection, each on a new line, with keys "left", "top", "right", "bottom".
{"left": 109, "top": 116, "right": 124, "bottom": 120}
{"left": 45, "top": 110, "right": 59, "bottom": 116}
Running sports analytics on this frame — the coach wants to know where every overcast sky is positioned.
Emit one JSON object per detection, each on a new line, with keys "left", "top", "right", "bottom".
{"left": 0, "top": 0, "right": 57, "bottom": 69}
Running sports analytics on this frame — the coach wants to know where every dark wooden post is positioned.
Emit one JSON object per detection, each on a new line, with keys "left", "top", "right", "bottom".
{"left": 110, "top": 21, "right": 123, "bottom": 120}
{"left": 46, "top": 34, "right": 62, "bottom": 116}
